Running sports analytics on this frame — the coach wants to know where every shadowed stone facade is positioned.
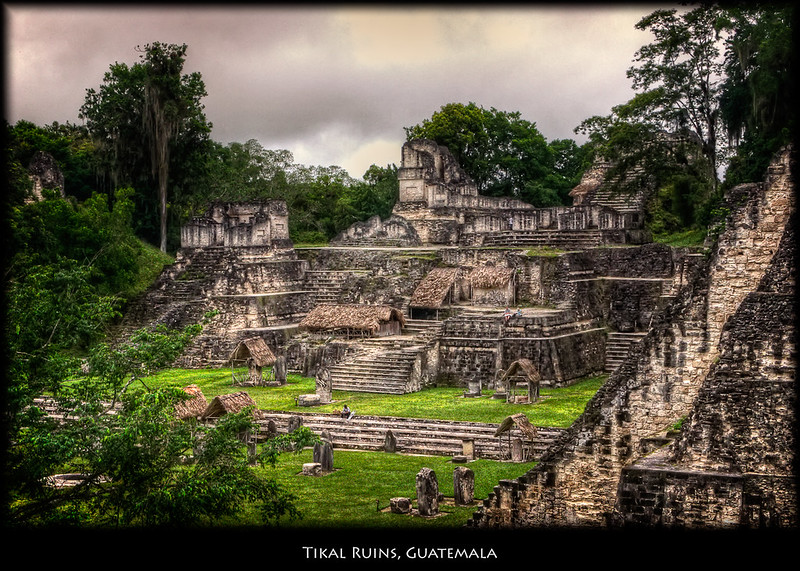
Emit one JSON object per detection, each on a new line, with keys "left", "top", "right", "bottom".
{"left": 468, "top": 146, "right": 795, "bottom": 529}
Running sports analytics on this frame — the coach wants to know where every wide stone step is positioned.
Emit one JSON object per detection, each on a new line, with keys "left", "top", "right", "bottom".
{"left": 257, "top": 410, "right": 565, "bottom": 460}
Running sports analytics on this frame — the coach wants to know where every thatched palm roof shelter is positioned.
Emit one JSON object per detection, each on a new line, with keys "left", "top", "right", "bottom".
{"left": 494, "top": 412, "right": 539, "bottom": 440}
{"left": 299, "top": 304, "right": 405, "bottom": 337}
{"left": 201, "top": 391, "right": 257, "bottom": 420}
{"left": 469, "top": 265, "right": 516, "bottom": 305}
{"left": 228, "top": 337, "right": 276, "bottom": 367}
{"left": 409, "top": 267, "right": 460, "bottom": 310}
{"left": 174, "top": 384, "right": 208, "bottom": 420}
{"left": 497, "top": 359, "right": 541, "bottom": 403}
{"left": 468, "top": 266, "right": 515, "bottom": 290}
{"left": 227, "top": 337, "right": 277, "bottom": 386}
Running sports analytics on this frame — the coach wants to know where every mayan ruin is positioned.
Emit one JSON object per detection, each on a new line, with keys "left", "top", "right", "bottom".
{"left": 113, "top": 139, "right": 796, "bottom": 529}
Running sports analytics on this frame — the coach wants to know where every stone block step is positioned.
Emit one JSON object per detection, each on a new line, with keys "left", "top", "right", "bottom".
{"left": 257, "top": 410, "right": 565, "bottom": 460}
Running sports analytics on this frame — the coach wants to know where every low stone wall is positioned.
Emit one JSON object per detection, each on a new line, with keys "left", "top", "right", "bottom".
{"left": 437, "top": 314, "right": 606, "bottom": 387}
{"left": 616, "top": 464, "right": 797, "bottom": 529}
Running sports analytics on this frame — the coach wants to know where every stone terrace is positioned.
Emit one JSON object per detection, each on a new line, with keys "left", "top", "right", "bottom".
{"left": 256, "top": 410, "right": 566, "bottom": 461}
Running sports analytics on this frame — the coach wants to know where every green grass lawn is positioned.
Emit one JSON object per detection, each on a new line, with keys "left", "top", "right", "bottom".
{"left": 139, "top": 367, "right": 603, "bottom": 528}
{"left": 141, "top": 367, "right": 605, "bottom": 427}
{"left": 236, "top": 448, "right": 538, "bottom": 528}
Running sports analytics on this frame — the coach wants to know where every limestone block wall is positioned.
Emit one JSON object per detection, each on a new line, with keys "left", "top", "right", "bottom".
{"left": 614, "top": 214, "right": 796, "bottom": 528}
{"left": 437, "top": 313, "right": 606, "bottom": 387}
{"left": 469, "top": 147, "right": 794, "bottom": 529}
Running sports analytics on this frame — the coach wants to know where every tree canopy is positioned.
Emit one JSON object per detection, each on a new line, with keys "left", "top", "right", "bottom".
{"left": 405, "top": 102, "right": 588, "bottom": 206}
{"left": 80, "top": 42, "right": 212, "bottom": 252}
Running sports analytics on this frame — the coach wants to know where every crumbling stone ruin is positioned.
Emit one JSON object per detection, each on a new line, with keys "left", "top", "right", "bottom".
{"left": 468, "top": 146, "right": 796, "bottom": 529}
{"left": 26, "top": 150, "right": 65, "bottom": 202}
{"left": 333, "top": 139, "right": 650, "bottom": 248}
{"left": 114, "top": 140, "right": 795, "bottom": 529}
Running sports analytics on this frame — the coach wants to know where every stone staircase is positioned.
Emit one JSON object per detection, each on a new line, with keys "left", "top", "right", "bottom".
{"left": 257, "top": 410, "right": 566, "bottom": 461}
{"left": 481, "top": 229, "right": 604, "bottom": 250}
{"left": 304, "top": 269, "right": 370, "bottom": 305}
{"left": 587, "top": 187, "right": 646, "bottom": 214}
{"left": 327, "top": 338, "right": 426, "bottom": 394}
{"left": 402, "top": 318, "right": 445, "bottom": 341}
{"left": 605, "top": 331, "right": 647, "bottom": 373}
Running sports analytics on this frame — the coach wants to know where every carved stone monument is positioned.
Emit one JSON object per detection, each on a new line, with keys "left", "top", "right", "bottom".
{"left": 415, "top": 467, "right": 439, "bottom": 517}
{"left": 287, "top": 415, "right": 303, "bottom": 433}
{"left": 315, "top": 367, "right": 332, "bottom": 404}
{"left": 274, "top": 355, "right": 287, "bottom": 386}
{"left": 453, "top": 466, "right": 475, "bottom": 506}
{"left": 313, "top": 439, "right": 334, "bottom": 472}
{"left": 384, "top": 430, "right": 397, "bottom": 453}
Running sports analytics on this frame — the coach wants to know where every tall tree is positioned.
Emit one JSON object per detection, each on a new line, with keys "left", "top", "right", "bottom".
{"left": 625, "top": 6, "right": 728, "bottom": 188}
{"left": 718, "top": 5, "right": 794, "bottom": 185}
{"left": 405, "top": 102, "right": 580, "bottom": 206}
{"left": 80, "top": 43, "right": 211, "bottom": 252}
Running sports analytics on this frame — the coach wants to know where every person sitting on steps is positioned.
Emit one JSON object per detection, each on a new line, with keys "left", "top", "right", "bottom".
{"left": 341, "top": 404, "right": 354, "bottom": 420}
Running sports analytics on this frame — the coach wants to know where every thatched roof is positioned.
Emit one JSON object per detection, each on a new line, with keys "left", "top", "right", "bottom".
{"left": 494, "top": 412, "right": 538, "bottom": 440}
{"left": 498, "top": 359, "right": 541, "bottom": 384}
{"left": 469, "top": 265, "right": 515, "bottom": 289}
{"left": 409, "top": 267, "right": 459, "bottom": 309}
{"left": 174, "top": 384, "right": 208, "bottom": 420}
{"left": 299, "top": 304, "right": 405, "bottom": 333}
{"left": 201, "top": 391, "right": 257, "bottom": 419}
{"left": 228, "top": 337, "right": 276, "bottom": 367}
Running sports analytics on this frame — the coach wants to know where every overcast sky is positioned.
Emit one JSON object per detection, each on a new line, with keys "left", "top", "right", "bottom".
{"left": 5, "top": 3, "right": 669, "bottom": 179}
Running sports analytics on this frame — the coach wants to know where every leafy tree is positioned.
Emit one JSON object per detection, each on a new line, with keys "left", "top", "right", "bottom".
{"left": 405, "top": 102, "right": 582, "bottom": 206}
{"left": 625, "top": 6, "right": 729, "bottom": 188}
{"left": 6, "top": 120, "right": 98, "bottom": 203}
{"left": 80, "top": 42, "right": 212, "bottom": 252}
{"left": 5, "top": 271, "right": 316, "bottom": 528}
{"left": 718, "top": 5, "right": 794, "bottom": 186}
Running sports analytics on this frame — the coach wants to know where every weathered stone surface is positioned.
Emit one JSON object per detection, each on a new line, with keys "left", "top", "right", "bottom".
{"left": 302, "top": 463, "right": 322, "bottom": 476}
{"left": 390, "top": 497, "right": 412, "bottom": 514}
{"left": 384, "top": 430, "right": 397, "bottom": 453}
{"left": 469, "top": 146, "right": 796, "bottom": 530}
{"left": 297, "top": 394, "right": 321, "bottom": 407}
{"left": 313, "top": 440, "right": 334, "bottom": 472}
{"left": 416, "top": 467, "right": 439, "bottom": 517}
{"left": 453, "top": 466, "right": 475, "bottom": 506}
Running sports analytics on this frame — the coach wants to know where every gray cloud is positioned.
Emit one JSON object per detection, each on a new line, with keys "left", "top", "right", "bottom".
{"left": 5, "top": 4, "right": 663, "bottom": 178}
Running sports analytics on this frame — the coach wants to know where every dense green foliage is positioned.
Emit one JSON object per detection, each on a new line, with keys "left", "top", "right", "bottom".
{"left": 405, "top": 102, "right": 590, "bottom": 206}
{"left": 575, "top": 4, "right": 793, "bottom": 241}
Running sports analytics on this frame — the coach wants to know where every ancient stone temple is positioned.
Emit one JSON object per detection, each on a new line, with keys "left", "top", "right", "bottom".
{"left": 115, "top": 199, "right": 312, "bottom": 367}
{"left": 27, "top": 150, "right": 65, "bottom": 202}
{"left": 333, "top": 138, "right": 650, "bottom": 248}
{"left": 468, "top": 146, "right": 796, "bottom": 529}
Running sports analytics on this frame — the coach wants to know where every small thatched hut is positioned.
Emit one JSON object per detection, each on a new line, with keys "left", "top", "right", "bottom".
{"left": 408, "top": 267, "right": 461, "bottom": 318}
{"left": 494, "top": 412, "right": 539, "bottom": 440}
{"left": 468, "top": 265, "right": 515, "bottom": 306}
{"left": 228, "top": 337, "right": 276, "bottom": 386}
{"left": 299, "top": 304, "right": 405, "bottom": 338}
{"left": 494, "top": 412, "right": 539, "bottom": 462}
{"left": 497, "top": 359, "right": 541, "bottom": 403}
{"left": 174, "top": 384, "right": 208, "bottom": 420}
{"left": 201, "top": 391, "right": 257, "bottom": 420}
